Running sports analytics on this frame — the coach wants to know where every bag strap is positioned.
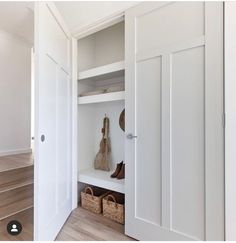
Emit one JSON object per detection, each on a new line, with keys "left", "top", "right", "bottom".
{"left": 107, "top": 194, "right": 118, "bottom": 208}
{"left": 104, "top": 117, "right": 109, "bottom": 139}
{"left": 84, "top": 186, "right": 94, "bottom": 197}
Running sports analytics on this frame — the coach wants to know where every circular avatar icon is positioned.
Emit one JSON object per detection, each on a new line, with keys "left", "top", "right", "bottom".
{"left": 7, "top": 220, "right": 22, "bottom": 236}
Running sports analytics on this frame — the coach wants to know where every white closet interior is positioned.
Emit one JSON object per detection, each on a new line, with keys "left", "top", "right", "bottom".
{"left": 77, "top": 21, "right": 125, "bottom": 194}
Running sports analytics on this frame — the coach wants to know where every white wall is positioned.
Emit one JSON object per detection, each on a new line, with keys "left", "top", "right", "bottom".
{"left": 225, "top": 2, "right": 236, "bottom": 240}
{"left": 0, "top": 2, "right": 34, "bottom": 45}
{"left": 0, "top": 30, "right": 31, "bottom": 156}
{"left": 77, "top": 22, "right": 124, "bottom": 71}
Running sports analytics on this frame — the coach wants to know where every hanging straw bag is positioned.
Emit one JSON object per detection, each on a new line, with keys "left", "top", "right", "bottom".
{"left": 94, "top": 116, "right": 111, "bottom": 171}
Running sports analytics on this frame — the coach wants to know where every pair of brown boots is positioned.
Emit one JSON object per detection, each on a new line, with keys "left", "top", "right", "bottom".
{"left": 110, "top": 161, "right": 125, "bottom": 179}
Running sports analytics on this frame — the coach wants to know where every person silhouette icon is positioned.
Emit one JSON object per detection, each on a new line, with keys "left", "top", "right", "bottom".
{"left": 7, "top": 220, "right": 22, "bottom": 235}
{"left": 11, "top": 224, "right": 18, "bottom": 232}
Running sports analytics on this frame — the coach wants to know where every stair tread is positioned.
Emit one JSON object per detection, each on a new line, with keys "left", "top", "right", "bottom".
{"left": 0, "top": 207, "right": 33, "bottom": 240}
{"left": 0, "top": 177, "right": 33, "bottom": 193}
{"left": 0, "top": 153, "right": 33, "bottom": 173}
{"left": 0, "top": 197, "right": 33, "bottom": 220}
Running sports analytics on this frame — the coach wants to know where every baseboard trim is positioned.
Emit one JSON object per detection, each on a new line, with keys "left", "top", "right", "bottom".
{"left": 0, "top": 148, "right": 32, "bottom": 157}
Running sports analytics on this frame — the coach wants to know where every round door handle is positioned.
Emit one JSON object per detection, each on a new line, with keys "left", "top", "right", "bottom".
{"left": 126, "top": 133, "right": 137, "bottom": 139}
{"left": 41, "top": 135, "right": 45, "bottom": 142}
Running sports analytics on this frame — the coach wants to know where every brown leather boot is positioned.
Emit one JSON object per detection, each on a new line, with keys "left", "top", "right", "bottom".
{"left": 117, "top": 163, "right": 125, "bottom": 179}
{"left": 110, "top": 161, "right": 123, "bottom": 178}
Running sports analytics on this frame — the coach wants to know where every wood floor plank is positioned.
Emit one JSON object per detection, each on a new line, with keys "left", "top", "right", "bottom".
{"left": 56, "top": 207, "right": 134, "bottom": 241}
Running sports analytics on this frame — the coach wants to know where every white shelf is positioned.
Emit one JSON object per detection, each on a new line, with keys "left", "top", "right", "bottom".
{"left": 78, "top": 168, "right": 125, "bottom": 194}
{"left": 78, "top": 91, "right": 125, "bottom": 105}
{"left": 78, "top": 61, "right": 125, "bottom": 81}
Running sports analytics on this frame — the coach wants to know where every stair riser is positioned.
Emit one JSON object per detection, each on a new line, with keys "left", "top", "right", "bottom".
{"left": 0, "top": 184, "right": 33, "bottom": 208}
{"left": 0, "top": 165, "right": 33, "bottom": 186}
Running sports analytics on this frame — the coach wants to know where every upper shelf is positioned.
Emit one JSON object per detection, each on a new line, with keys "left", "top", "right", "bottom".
{"left": 78, "top": 61, "right": 125, "bottom": 81}
{"left": 78, "top": 91, "right": 125, "bottom": 105}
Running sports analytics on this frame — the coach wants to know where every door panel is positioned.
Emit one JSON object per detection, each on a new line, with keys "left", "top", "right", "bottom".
{"left": 171, "top": 46, "right": 205, "bottom": 239}
{"left": 42, "top": 4, "right": 70, "bottom": 72}
{"left": 125, "top": 2, "right": 224, "bottom": 241}
{"left": 136, "top": 57, "right": 162, "bottom": 226}
{"left": 136, "top": 2, "right": 204, "bottom": 52}
{"left": 39, "top": 55, "right": 57, "bottom": 223}
{"left": 34, "top": 2, "right": 72, "bottom": 240}
{"left": 57, "top": 68, "right": 71, "bottom": 206}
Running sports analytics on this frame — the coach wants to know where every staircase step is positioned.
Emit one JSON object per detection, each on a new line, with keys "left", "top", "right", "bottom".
{"left": 0, "top": 165, "right": 33, "bottom": 186}
{"left": 0, "top": 198, "right": 33, "bottom": 220}
{"left": 0, "top": 207, "right": 33, "bottom": 240}
{"left": 0, "top": 153, "right": 34, "bottom": 240}
{"left": 0, "top": 153, "right": 33, "bottom": 172}
{"left": 0, "top": 184, "right": 33, "bottom": 207}
{"left": 0, "top": 184, "right": 33, "bottom": 220}
{"left": 0, "top": 177, "right": 33, "bottom": 193}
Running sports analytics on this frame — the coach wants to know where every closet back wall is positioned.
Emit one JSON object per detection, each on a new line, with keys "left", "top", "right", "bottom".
{"left": 0, "top": 30, "right": 31, "bottom": 156}
{"left": 77, "top": 22, "right": 124, "bottom": 71}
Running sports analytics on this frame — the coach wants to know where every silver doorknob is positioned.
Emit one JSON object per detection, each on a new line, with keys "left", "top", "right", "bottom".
{"left": 126, "top": 133, "right": 137, "bottom": 139}
{"left": 41, "top": 135, "right": 45, "bottom": 142}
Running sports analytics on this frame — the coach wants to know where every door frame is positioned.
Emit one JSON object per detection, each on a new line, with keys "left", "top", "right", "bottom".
{"left": 71, "top": 37, "right": 78, "bottom": 210}
{"left": 225, "top": 2, "right": 236, "bottom": 241}
{"left": 71, "top": 8, "right": 134, "bottom": 208}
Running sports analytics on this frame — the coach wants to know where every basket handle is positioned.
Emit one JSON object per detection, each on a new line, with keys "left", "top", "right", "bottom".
{"left": 84, "top": 186, "right": 94, "bottom": 198}
{"left": 107, "top": 194, "right": 118, "bottom": 208}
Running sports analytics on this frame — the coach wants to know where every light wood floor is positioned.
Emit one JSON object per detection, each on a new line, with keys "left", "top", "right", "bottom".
{"left": 56, "top": 207, "right": 134, "bottom": 241}
{"left": 0, "top": 154, "right": 133, "bottom": 241}
{"left": 1, "top": 206, "right": 133, "bottom": 241}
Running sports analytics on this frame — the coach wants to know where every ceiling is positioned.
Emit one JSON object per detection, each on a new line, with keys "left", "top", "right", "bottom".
{"left": 55, "top": 1, "right": 138, "bottom": 35}
{"left": 0, "top": 2, "right": 138, "bottom": 44}
{"left": 0, "top": 2, "right": 34, "bottom": 45}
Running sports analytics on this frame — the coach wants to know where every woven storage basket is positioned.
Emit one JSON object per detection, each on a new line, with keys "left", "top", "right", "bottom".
{"left": 102, "top": 192, "right": 125, "bottom": 224}
{"left": 81, "top": 186, "right": 109, "bottom": 214}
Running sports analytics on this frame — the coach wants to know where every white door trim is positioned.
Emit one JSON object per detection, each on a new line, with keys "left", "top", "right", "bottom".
{"left": 225, "top": 2, "right": 236, "bottom": 240}
{"left": 74, "top": 13, "right": 124, "bottom": 40}
{"left": 46, "top": 2, "right": 71, "bottom": 39}
{"left": 71, "top": 37, "right": 78, "bottom": 210}
{"left": 73, "top": 3, "right": 140, "bottom": 39}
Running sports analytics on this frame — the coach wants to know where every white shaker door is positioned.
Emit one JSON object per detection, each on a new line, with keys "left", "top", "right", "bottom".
{"left": 34, "top": 2, "right": 72, "bottom": 240}
{"left": 125, "top": 2, "right": 224, "bottom": 240}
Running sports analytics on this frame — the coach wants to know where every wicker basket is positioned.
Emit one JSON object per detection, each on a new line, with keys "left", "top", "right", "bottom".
{"left": 102, "top": 192, "right": 125, "bottom": 224}
{"left": 81, "top": 186, "right": 109, "bottom": 214}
